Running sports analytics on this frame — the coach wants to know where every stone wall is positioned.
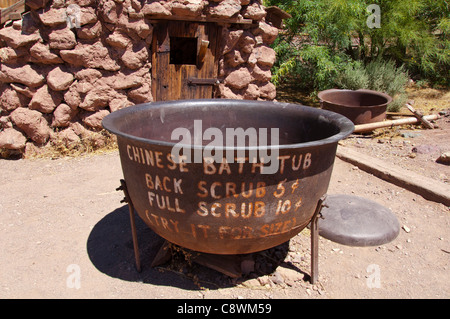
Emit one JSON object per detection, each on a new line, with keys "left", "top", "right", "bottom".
{"left": 0, "top": 0, "right": 279, "bottom": 155}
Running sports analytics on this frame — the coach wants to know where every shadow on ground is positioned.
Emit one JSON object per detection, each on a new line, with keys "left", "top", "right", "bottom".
{"left": 87, "top": 205, "right": 308, "bottom": 290}
{"left": 87, "top": 205, "right": 204, "bottom": 290}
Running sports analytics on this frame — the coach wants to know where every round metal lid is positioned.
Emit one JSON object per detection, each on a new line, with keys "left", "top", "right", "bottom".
{"left": 319, "top": 194, "right": 400, "bottom": 246}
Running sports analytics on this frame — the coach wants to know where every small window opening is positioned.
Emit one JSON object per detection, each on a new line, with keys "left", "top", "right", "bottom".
{"left": 170, "top": 37, "right": 197, "bottom": 65}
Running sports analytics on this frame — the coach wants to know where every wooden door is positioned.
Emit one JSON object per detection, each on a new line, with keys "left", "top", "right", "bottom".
{"left": 152, "top": 21, "right": 221, "bottom": 101}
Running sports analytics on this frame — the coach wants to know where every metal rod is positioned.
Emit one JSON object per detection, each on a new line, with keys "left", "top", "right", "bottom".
{"left": 310, "top": 195, "right": 326, "bottom": 284}
{"left": 119, "top": 179, "right": 142, "bottom": 273}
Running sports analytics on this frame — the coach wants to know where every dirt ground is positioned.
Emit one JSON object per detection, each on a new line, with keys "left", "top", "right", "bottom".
{"left": 1, "top": 122, "right": 449, "bottom": 299}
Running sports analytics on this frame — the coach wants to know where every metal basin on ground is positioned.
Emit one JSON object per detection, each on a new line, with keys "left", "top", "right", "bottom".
{"left": 318, "top": 89, "right": 392, "bottom": 125}
{"left": 102, "top": 99, "right": 354, "bottom": 255}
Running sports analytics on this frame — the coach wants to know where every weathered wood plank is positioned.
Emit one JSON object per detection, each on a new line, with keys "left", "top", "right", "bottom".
{"left": 148, "top": 15, "right": 253, "bottom": 25}
{"left": 1, "top": 0, "right": 24, "bottom": 24}
{"left": 152, "top": 21, "right": 221, "bottom": 101}
{"left": 192, "top": 253, "right": 242, "bottom": 278}
{"left": 0, "top": 0, "right": 21, "bottom": 9}
{"left": 406, "top": 103, "right": 435, "bottom": 129}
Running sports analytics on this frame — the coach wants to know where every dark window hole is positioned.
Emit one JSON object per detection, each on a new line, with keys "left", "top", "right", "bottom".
{"left": 170, "top": 37, "right": 197, "bottom": 65}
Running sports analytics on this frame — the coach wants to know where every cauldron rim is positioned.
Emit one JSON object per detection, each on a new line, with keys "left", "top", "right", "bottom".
{"left": 102, "top": 99, "right": 354, "bottom": 150}
{"left": 318, "top": 89, "right": 393, "bottom": 109}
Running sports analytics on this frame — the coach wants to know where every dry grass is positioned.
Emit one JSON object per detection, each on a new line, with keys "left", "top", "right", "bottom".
{"left": 405, "top": 86, "right": 450, "bottom": 114}
{"left": 24, "top": 130, "right": 118, "bottom": 160}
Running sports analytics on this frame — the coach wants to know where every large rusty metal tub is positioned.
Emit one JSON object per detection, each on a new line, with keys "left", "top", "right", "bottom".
{"left": 318, "top": 89, "right": 392, "bottom": 125}
{"left": 102, "top": 99, "right": 354, "bottom": 255}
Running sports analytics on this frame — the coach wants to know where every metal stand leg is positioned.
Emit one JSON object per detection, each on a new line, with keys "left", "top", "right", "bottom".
{"left": 310, "top": 195, "right": 326, "bottom": 284}
{"left": 117, "top": 179, "right": 141, "bottom": 273}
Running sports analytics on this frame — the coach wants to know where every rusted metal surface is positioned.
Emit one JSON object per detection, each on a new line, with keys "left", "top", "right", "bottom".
{"left": 310, "top": 195, "right": 326, "bottom": 284}
{"left": 103, "top": 99, "right": 354, "bottom": 255}
{"left": 318, "top": 89, "right": 392, "bottom": 125}
{"left": 319, "top": 194, "right": 400, "bottom": 247}
{"left": 117, "top": 180, "right": 141, "bottom": 272}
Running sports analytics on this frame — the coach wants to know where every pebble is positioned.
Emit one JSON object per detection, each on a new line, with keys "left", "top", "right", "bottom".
{"left": 412, "top": 144, "right": 440, "bottom": 154}
{"left": 402, "top": 132, "right": 422, "bottom": 138}
{"left": 276, "top": 266, "right": 305, "bottom": 282}
{"left": 402, "top": 225, "right": 411, "bottom": 233}
{"left": 269, "top": 271, "right": 284, "bottom": 285}
{"left": 240, "top": 278, "right": 258, "bottom": 288}
{"left": 436, "top": 152, "right": 450, "bottom": 165}
{"left": 290, "top": 253, "right": 303, "bottom": 264}
{"left": 257, "top": 275, "right": 270, "bottom": 286}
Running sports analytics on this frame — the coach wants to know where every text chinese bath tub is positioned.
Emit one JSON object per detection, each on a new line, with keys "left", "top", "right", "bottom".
{"left": 102, "top": 99, "right": 354, "bottom": 255}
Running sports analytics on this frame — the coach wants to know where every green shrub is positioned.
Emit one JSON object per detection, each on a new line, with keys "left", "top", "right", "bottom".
{"left": 267, "top": 0, "right": 449, "bottom": 89}
{"left": 334, "top": 61, "right": 370, "bottom": 90}
{"left": 271, "top": 40, "right": 353, "bottom": 95}
{"left": 335, "top": 59, "right": 409, "bottom": 112}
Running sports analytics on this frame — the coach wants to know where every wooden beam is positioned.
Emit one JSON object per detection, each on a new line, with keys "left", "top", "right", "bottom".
{"left": 197, "top": 39, "right": 209, "bottom": 64}
{"left": 405, "top": 103, "right": 435, "bottom": 129}
{"left": 192, "top": 253, "right": 242, "bottom": 278}
{"left": 353, "top": 114, "right": 440, "bottom": 133}
{"left": 148, "top": 15, "right": 254, "bottom": 25}
{"left": 0, "top": 0, "right": 22, "bottom": 9}
{"left": 1, "top": 0, "right": 25, "bottom": 24}
{"left": 151, "top": 240, "right": 172, "bottom": 268}
{"left": 265, "top": 6, "right": 292, "bottom": 19}
{"left": 265, "top": 6, "right": 291, "bottom": 29}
